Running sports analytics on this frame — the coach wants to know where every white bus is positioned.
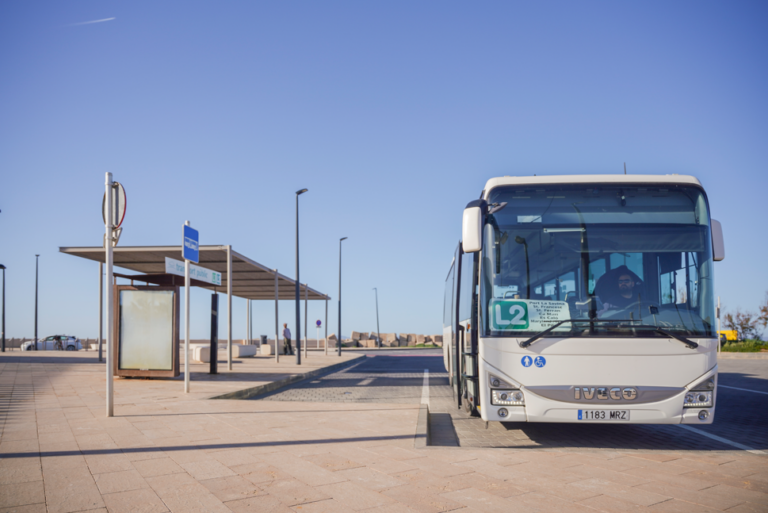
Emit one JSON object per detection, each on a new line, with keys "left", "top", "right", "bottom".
{"left": 443, "top": 174, "right": 725, "bottom": 424}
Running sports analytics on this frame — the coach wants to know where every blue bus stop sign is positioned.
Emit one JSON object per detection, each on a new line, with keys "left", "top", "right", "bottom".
{"left": 316, "top": 320, "right": 322, "bottom": 327}
{"left": 183, "top": 224, "right": 199, "bottom": 263}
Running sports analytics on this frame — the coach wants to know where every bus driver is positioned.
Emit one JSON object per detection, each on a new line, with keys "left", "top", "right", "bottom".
{"left": 598, "top": 265, "right": 641, "bottom": 313}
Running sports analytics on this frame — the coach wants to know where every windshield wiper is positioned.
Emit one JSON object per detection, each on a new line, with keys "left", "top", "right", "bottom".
{"left": 518, "top": 320, "right": 699, "bottom": 349}
{"left": 518, "top": 319, "right": 593, "bottom": 348}
{"left": 614, "top": 324, "right": 699, "bottom": 349}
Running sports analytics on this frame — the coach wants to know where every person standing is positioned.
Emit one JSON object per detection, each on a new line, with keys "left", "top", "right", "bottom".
{"left": 283, "top": 323, "right": 293, "bottom": 355}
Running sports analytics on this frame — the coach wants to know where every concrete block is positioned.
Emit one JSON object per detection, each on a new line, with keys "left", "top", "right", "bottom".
{"left": 351, "top": 331, "right": 363, "bottom": 341}
{"left": 232, "top": 344, "right": 258, "bottom": 358}
{"left": 193, "top": 346, "right": 210, "bottom": 363}
{"left": 416, "top": 335, "right": 426, "bottom": 344}
{"left": 260, "top": 344, "right": 272, "bottom": 356}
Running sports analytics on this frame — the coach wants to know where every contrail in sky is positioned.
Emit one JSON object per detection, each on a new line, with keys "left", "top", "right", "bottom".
{"left": 69, "top": 17, "right": 115, "bottom": 26}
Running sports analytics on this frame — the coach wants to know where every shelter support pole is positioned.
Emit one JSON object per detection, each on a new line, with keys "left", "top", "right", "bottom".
{"left": 227, "top": 245, "right": 232, "bottom": 371}
{"left": 210, "top": 293, "right": 218, "bottom": 374}
{"left": 98, "top": 262, "right": 103, "bottom": 362}
{"left": 325, "top": 299, "right": 328, "bottom": 355}
{"left": 246, "top": 299, "right": 250, "bottom": 345}
{"left": 274, "top": 270, "right": 279, "bottom": 363}
{"left": 304, "top": 285, "right": 308, "bottom": 359}
{"left": 184, "top": 233, "right": 190, "bottom": 393}
{"left": 105, "top": 172, "right": 114, "bottom": 417}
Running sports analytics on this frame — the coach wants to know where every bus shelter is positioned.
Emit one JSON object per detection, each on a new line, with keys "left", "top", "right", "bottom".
{"left": 60, "top": 245, "right": 330, "bottom": 370}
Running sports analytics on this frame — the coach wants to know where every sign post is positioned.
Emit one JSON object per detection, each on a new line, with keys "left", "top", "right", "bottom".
{"left": 103, "top": 173, "right": 126, "bottom": 417}
{"left": 183, "top": 222, "right": 199, "bottom": 393}
{"left": 316, "top": 319, "right": 321, "bottom": 354}
{"left": 105, "top": 174, "right": 114, "bottom": 417}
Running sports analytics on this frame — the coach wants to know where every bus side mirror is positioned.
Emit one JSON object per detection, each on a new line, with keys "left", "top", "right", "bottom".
{"left": 711, "top": 219, "right": 725, "bottom": 261}
{"left": 462, "top": 206, "right": 483, "bottom": 253}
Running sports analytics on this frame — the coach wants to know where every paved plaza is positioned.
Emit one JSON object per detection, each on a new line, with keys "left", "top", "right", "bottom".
{"left": 1, "top": 350, "right": 767, "bottom": 512}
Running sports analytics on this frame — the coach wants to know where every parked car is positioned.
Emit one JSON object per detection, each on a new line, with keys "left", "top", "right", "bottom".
{"left": 22, "top": 335, "right": 82, "bottom": 351}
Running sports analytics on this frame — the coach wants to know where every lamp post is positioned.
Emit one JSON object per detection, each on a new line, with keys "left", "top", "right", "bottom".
{"left": 34, "top": 254, "right": 39, "bottom": 350}
{"left": 373, "top": 287, "right": 380, "bottom": 348}
{"left": 295, "top": 188, "right": 308, "bottom": 365}
{"left": 338, "top": 237, "right": 347, "bottom": 356}
{"left": 0, "top": 264, "right": 5, "bottom": 352}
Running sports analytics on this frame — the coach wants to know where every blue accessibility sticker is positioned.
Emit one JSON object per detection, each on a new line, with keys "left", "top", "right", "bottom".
{"left": 534, "top": 356, "right": 547, "bottom": 368}
{"left": 521, "top": 356, "right": 533, "bottom": 367}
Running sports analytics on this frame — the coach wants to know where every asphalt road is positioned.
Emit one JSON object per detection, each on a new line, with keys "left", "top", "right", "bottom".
{"left": 257, "top": 349, "right": 768, "bottom": 453}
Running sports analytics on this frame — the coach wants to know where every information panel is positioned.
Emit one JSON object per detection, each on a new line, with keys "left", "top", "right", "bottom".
{"left": 489, "top": 299, "right": 571, "bottom": 332}
{"left": 114, "top": 285, "right": 179, "bottom": 378}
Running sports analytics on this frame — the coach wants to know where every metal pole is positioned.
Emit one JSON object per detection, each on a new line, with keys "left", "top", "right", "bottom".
{"left": 374, "top": 287, "right": 380, "bottom": 348}
{"left": 338, "top": 237, "right": 347, "bottom": 356}
{"left": 184, "top": 221, "right": 191, "bottom": 393}
{"left": 295, "top": 190, "right": 306, "bottom": 365}
{"left": 246, "top": 299, "right": 250, "bottom": 345}
{"left": 324, "top": 299, "right": 328, "bottom": 356}
{"left": 105, "top": 172, "right": 114, "bottom": 417}
{"left": 210, "top": 292, "right": 218, "bottom": 374}
{"left": 98, "top": 262, "right": 103, "bottom": 361}
{"left": 274, "top": 270, "right": 279, "bottom": 363}
{"left": 1, "top": 265, "right": 5, "bottom": 352}
{"left": 304, "top": 285, "right": 308, "bottom": 359}
{"left": 34, "top": 254, "right": 39, "bottom": 350}
{"left": 227, "top": 245, "right": 232, "bottom": 371}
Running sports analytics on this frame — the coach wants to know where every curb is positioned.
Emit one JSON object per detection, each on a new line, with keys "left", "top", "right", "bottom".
{"left": 718, "top": 352, "right": 768, "bottom": 360}
{"left": 414, "top": 404, "right": 430, "bottom": 448}
{"left": 211, "top": 355, "right": 367, "bottom": 400}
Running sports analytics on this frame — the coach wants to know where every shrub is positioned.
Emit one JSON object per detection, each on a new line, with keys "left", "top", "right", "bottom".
{"left": 721, "top": 339, "right": 767, "bottom": 353}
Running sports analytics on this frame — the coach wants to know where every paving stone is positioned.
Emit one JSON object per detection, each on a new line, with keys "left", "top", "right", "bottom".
{"left": 93, "top": 469, "right": 149, "bottom": 494}
{"left": 0, "top": 463, "right": 42, "bottom": 485}
{"left": 101, "top": 488, "right": 169, "bottom": 513}
{"left": 199, "top": 475, "right": 266, "bottom": 502}
{"left": 0, "top": 481, "right": 45, "bottom": 509}
{"left": 225, "top": 494, "right": 293, "bottom": 513}
{"left": 382, "top": 484, "right": 466, "bottom": 513}
{"left": 302, "top": 452, "right": 365, "bottom": 472}
{"left": 179, "top": 459, "right": 237, "bottom": 481}
{"left": 259, "top": 478, "right": 331, "bottom": 507}
{"left": 316, "top": 480, "right": 395, "bottom": 510}
{"left": 132, "top": 457, "right": 186, "bottom": 478}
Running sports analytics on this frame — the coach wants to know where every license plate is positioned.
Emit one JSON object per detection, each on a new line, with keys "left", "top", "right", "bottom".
{"left": 578, "top": 410, "right": 630, "bottom": 421}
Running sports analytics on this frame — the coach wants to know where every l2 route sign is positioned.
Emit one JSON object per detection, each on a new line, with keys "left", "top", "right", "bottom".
{"left": 183, "top": 224, "right": 199, "bottom": 263}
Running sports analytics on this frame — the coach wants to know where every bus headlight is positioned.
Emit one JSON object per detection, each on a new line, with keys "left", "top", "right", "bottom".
{"left": 491, "top": 389, "right": 524, "bottom": 406}
{"left": 684, "top": 391, "right": 712, "bottom": 408}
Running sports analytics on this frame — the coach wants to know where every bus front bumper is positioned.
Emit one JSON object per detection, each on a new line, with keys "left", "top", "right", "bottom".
{"left": 482, "top": 389, "right": 715, "bottom": 424}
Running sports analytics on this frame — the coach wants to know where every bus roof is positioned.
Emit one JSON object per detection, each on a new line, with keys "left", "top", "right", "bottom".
{"left": 482, "top": 174, "right": 703, "bottom": 199}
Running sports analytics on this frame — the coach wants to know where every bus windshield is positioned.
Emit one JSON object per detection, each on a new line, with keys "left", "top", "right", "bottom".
{"left": 480, "top": 184, "right": 716, "bottom": 338}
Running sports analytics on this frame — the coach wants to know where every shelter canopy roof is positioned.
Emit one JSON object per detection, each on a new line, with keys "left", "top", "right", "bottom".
{"left": 59, "top": 245, "right": 330, "bottom": 301}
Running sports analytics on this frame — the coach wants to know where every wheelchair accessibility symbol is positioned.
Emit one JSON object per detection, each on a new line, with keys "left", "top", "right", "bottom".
{"left": 534, "top": 356, "right": 546, "bottom": 368}
{"left": 521, "top": 356, "right": 533, "bottom": 367}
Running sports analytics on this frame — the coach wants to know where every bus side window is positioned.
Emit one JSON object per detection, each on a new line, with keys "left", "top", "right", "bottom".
{"left": 443, "top": 265, "right": 454, "bottom": 327}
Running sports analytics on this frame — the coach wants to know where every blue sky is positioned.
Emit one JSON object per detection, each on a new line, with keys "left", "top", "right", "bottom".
{"left": 1, "top": 1, "right": 766, "bottom": 339}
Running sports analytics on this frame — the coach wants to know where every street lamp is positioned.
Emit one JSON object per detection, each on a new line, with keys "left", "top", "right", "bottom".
{"left": 373, "top": 287, "right": 380, "bottom": 348}
{"left": 338, "top": 237, "right": 347, "bottom": 356}
{"left": 0, "top": 264, "right": 5, "bottom": 352}
{"left": 295, "top": 188, "right": 308, "bottom": 365}
{"left": 34, "top": 254, "right": 39, "bottom": 350}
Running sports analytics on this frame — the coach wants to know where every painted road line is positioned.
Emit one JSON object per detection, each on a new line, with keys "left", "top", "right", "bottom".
{"left": 421, "top": 369, "right": 430, "bottom": 406}
{"left": 678, "top": 425, "right": 767, "bottom": 455}
{"left": 719, "top": 385, "right": 768, "bottom": 396}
